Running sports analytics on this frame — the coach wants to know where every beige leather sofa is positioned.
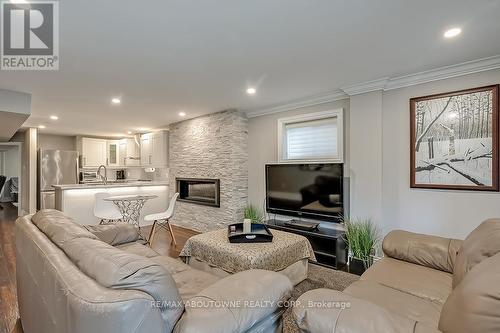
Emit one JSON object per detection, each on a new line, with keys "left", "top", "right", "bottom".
{"left": 16, "top": 210, "right": 293, "bottom": 333}
{"left": 293, "top": 218, "right": 500, "bottom": 333}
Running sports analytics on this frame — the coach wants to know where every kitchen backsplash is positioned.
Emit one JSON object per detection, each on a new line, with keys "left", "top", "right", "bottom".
{"left": 103, "top": 167, "right": 168, "bottom": 181}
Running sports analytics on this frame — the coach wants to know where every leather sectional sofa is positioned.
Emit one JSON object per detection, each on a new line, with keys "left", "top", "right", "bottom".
{"left": 293, "top": 218, "right": 500, "bottom": 333}
{"left": 16, "top": 210, "right": 293, "bottom": 333}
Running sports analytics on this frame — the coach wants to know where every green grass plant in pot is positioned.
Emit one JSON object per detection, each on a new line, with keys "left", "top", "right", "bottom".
{"left": 244, "top": 205, "right": 264, "bottom": 224}
{"left": 342, "top": 218, "right": 380, "bottom": 275}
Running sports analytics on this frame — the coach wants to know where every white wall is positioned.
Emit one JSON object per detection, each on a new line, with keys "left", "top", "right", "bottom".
{"left": 248, "top": 69, "right": 500, "bottom": 239}
{"left": 247, "top": 99, "right": 350, "bottom": 210}
{"left": 38, "top": 133, "right": 76, "bottom": 151}
{"left": 10, "top": 129, "right": 37, "bottom": 214}
{"left": 379, "top": 69, "right": 500, "bottom": 239}
{"left": 4, "top": 147, "right": 20, "bottom": 179}
{"left": 0, "top": 89, "right": 31, "bottom": 141}
{"left": 349, "top": 91, "right": 384, "bottom": 226}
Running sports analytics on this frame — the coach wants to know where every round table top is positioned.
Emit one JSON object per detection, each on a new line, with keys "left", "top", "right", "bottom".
{"left": 104, "top": 194, "right": 158, "bottom": 201}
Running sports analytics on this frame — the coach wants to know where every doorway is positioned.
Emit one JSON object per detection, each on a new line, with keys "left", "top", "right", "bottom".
{"left": 0, "top": 143, "right": 22, "bottom": 216}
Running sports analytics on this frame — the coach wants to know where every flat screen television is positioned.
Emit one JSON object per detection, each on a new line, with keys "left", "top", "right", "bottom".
{"left": 265, "top": 163, "right": 343, "bottom": 222}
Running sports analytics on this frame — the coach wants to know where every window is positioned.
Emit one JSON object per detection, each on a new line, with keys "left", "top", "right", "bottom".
{"left": 278, "top": 109, "right": 343, "bottom": 162}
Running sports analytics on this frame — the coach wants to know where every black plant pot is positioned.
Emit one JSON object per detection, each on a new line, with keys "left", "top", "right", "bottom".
{"left": 348, "top": 257, "right": 367, "bottom": 276}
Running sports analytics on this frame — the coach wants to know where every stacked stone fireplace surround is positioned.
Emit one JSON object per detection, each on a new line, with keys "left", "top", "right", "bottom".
{"left": 168, "top": 110, "right": 248, "bottom": 232}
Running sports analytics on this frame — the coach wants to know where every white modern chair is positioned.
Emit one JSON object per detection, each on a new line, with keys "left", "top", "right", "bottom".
{"left": 145, "top": 192, "right": 180, "bottom": 246}
{"left": 93, "top": 192, "right": 123, "bottom": 224}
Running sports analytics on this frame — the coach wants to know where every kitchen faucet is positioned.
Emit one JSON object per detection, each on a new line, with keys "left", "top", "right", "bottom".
{"left": 97, "top": 165, "right": 107, "bottom": 185}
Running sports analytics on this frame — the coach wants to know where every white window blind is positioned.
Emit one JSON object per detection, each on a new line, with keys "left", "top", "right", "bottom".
{"left": 284, "top": 117, "right": 337, "bottom": 160}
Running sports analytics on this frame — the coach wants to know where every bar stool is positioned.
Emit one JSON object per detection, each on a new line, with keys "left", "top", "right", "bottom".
{"left": 145, "top": 193, "right": 179, "bottom": 246}
{"left": 94, "top": 192, "right": 123, "bottom": 224}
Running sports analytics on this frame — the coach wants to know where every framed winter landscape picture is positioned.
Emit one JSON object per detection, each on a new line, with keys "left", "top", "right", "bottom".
{"left": 410, "top": 85, "right": 499, "bottom": 191}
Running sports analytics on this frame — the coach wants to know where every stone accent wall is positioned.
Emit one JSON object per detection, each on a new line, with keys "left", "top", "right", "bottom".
{"left": 168, "top": 110, "right": 248, "bottom": 232}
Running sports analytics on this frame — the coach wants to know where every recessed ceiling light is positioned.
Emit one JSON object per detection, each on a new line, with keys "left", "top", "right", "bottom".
{"left": 246, "top": 87, "right": 256, "bottom": 95}
{"left": 50, "top": 115, "right": 58, "bottom": 120}
{"left": 127, "top": 131, "right": 132, "bottom": 134}
{"left": 38, "top": 125, "right": 46, "bottom": 129}
{"left": 111, "top": 97, "right": 121, "bottom": 104}
{"left": 179, "top": 111, "right": 186, "bottom": 117}
{"left": 444, "top": 27, "right": 461, "bottom": 38}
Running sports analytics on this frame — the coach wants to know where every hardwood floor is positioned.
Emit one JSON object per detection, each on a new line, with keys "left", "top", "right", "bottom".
{"left": 0, "top": 205, "right": 198, "bottom": 333}
{"left": 146, "top": 223, "right": 199, "bottom": 257}
{"left": 0, "top": 203, "right": 18, "bottom": 333}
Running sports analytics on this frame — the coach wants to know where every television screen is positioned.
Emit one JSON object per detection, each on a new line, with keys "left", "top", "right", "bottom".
{"left": 265, "top": 163, "right": 343, "bottom": 221}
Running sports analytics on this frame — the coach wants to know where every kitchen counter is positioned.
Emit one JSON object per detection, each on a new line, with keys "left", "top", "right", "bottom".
{"left": 54, "top": 181, "right": 169, "bottom": 225}
{"left": 53, "top": 180, "right": 168, "bottom": 190}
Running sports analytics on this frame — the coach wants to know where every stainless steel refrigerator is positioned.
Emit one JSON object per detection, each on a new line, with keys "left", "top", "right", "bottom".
{"left": 38, "top": 149, "right": 79, "bottom": 209}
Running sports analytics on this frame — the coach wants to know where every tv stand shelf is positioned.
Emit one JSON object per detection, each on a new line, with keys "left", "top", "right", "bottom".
{"left": 265, "top": 219, "right": 347, "bottom": 269}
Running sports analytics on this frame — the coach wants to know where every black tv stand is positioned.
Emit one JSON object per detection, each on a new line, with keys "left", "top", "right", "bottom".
{"left": 284, "top": 219, "right": 319, "bottom": 231}
{"left": 265, "top": 219, "right": 347, "bottom": 269}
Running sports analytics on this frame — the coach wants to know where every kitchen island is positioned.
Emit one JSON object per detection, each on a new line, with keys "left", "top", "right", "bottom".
{"left": 53, "top": 181, "right": 169, "bottom": 225}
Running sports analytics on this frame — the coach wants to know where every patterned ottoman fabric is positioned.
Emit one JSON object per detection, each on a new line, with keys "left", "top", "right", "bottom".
{"left": 180, "top": 228, "right": 316, "bottom": 273}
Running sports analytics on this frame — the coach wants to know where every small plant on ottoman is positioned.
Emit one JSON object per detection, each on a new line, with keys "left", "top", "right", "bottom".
{"left": 244, "top": 204, "right": 264, "bottom": 223}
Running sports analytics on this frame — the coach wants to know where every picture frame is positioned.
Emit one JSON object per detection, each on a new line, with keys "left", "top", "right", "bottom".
{"left": 410, "top": 84, "right": 499, "bottom": 191}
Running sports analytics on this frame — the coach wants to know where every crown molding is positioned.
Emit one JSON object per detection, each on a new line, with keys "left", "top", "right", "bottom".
{"left": 245, "top": 90, "right": 348, "bottom": 118}
{"left": 385, "top": 55, "right": 500, "bottom": 90}
{"left": 245, "top": 54, "right": 500, "bottom": 117}
{"left": 340, "top": 77, "right": 389, "bottom": 96}
{"left": 340, "top": 55, "right": 500, "bottom": 95}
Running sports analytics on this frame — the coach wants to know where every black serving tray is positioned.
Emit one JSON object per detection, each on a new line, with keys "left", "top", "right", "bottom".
{"left": 227, "top": 223, "right": 274, "bottom": 243}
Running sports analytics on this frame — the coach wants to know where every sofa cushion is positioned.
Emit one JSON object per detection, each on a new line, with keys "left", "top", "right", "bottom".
{"left": 345, "top": 280, "right": 442, "bottom": 328}
{"left": 31, "top": 209, "right": 98, "bottom": 247}
{"left": 152, "top": 256, "right": 220, "bottom": 301}
{"left": 453, "top": 218, "right": 500, "bottom": 288}
{"left": 152, "top": 256, "right": 191, "bottom": 275}
{"left": 63, "top": 237, "right": 184, "bottom": 332}
{"left": 31, "top": 210, "right": 184, "bottom": 331}
{"left": 440, "top": 253, "right": 500, "bottom": 333}
{"left": 85, "top": 223, "right": 140, "bottom": 246}
{"left": 361, "top": 257, "right": 452, "bottom": 304}
{"left": 117, "top": 242, "right": 160, "bottom": 258}
{"left": 171, "top": 269, "right": 220, "bottom": 301}
{"left": 383, "top": 230, "right": 462, "bottom": 273}
{"left": 174, "top": 270, "right": 292, "bottom": 333}
{"left": 293, "top": 289, "right": 438, "bottom": 333}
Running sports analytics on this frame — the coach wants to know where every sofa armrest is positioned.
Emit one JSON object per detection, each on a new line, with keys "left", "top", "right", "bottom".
{"left": 173, "top": 269, "right": 292, "bottom": 333}
{"left": 382, "top": 230, "right": 462, "bottom": 273}
{"left": 293, "top": 289, "right": 441, "bottom": 333}
{"left": 84, "top": 223, "right": 140, "bottom": 246}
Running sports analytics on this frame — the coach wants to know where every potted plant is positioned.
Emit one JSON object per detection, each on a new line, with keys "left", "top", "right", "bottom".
{"left": 244, "top": 205, "right": 264, "bottom": 224}
{"left": 342, "top": 218, "right": 380, "bottom": 275}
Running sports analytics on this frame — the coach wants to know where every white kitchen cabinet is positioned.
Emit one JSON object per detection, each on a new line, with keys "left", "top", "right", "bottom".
{"left": 119, "top": 140, "right": 127, "bottom": 166}
{"left": 151, "top": 132, "right": 167, "bottom": 166}
{"left": 140, "top": 131, "right": 168, "bottom": 166}
{"left": 81, "top": 138, "right": 107, "bottom": 167}
{"left": 119, "top": 138, "right": 140, "bottom": 166}
{"left": 107, "top": 140, "right": 120, "bottom": 166}
{"left": 140, "top": 134, "right": 152, "bottom": 165}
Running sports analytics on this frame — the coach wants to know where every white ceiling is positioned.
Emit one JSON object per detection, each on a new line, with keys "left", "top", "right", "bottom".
{"left": 1, "top": 0, "right": 500, "bottom": 136}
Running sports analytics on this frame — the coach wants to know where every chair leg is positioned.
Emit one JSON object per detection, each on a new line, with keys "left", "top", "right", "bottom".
{"left": 148, "top": 221, "right": 157, "bottom": 246}
{"left": 167, "top": 219, "right": 177, "bottom": 246}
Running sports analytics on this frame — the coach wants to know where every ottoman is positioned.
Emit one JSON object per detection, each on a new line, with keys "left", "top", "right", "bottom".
{"left": 179, "top": 228, "right": 316, "bottom": 285}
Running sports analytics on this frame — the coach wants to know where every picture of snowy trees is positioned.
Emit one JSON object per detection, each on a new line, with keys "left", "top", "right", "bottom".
{"left": 411, "top": 85, "right": 499, "bottom": 191}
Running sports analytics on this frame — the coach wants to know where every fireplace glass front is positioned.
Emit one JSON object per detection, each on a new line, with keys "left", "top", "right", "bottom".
{"left": 176, "top": 178, "right": 220, "bottom": 207}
